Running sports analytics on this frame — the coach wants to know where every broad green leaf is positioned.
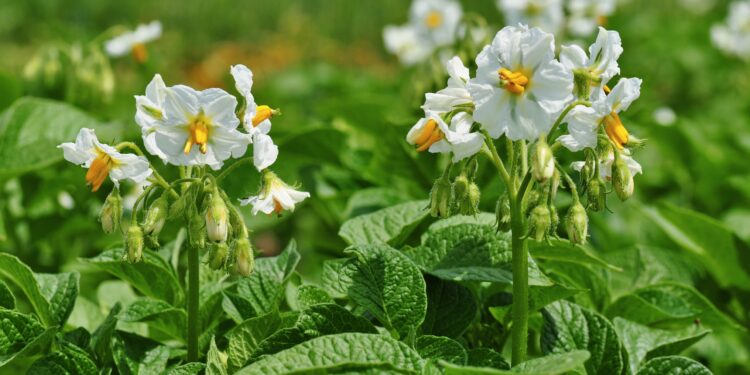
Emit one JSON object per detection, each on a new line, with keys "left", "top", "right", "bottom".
{"left": 206, "top": 337, "right": 227, "bottom": 375}
{"left": 528, "top": 240, "right": 621, "bottom": 271}
{"left": 542, "top": 300, "right": 624, "bottom": 375}
{"left": 604, "top": 283, "right": 743, "bottom": 332}
{"left": 0, "top": 97, "right": 108, "bottom": 177}
{"left": 344, "top": 244, "right": 427, "bottom": 338}
{"left": 0, "top": 309, "right": 55, "bottom": 368}
{"left": 488, "top": 284, "right": 583, "bottom": 324}
{"left": 117, "top": 298, "right": 187, "bottom": 342}
{"left": 84, "top": 248, "right": 183, "bottom": 306}
{"left": 403, "top": 223, "right": 552, "bottom": 286}
{"left": 442, "top": 350, "right": 590, "bottom": 374}
{"left": 291, "top": 284, "right": 334, "bottom": 310}
{"left": 226, "top": 312, "right": 286, "bottom": 372}
{"left": 235, "top": 333, "right": 425, "bottom": 374}
{"left": 89, "top": 302, "right": 121, "bottom": 367}
{"left": 0, "top": 253, "right": 55, "bottom": 326}
{"left": 250, "top": 304, "right": 378, "bottom": 362}
{"left": 338, "top": 200, "right": 429, "bottom": 246}
{"left": 542, "top": 262, "right": 610, "bottom": 311}
{"left": 320, "top": 259, "right": 351, "bottom": 299}
{"left": 112, "top": 331, "right": 170, "bottom": 375}
{"left": 466, "top": 348, "right": 509, "bottom": 369}
{"left": 421, "top": 275, "right": 477, "bottom": 338}
{"left": 35, "top": 272, "right": 79, "bottom": 327}
{"left": 0, "top": 280, "right": 14, "bottom": 309}
{"left": 221, "top": 292, "right": 255, "bottom": 323}
{"left": 614, "top": 318, "right": 710, "bottom": 374}
{"left": 415, "top": 335, "right": 467, "bottom": 365}
{"left": 424, "top": 213, "right": 496, "bottom": 233}
{"left": 644, "top": 204, "right": 750, "bottom": 290}
{"left": 235, "top": 241, "right": 301, "bottom": 316}
{"left": 344, "top": 187, "right": 412, "bottom": 219}
{"left": 62, "top": 327, "right": 90, "bottom": 350}
{"left": 165, "top": 362, "right": 205, "bottom": 375}
{"left": 26, "top": 341, "right": 97, "bottom": 375}
{"left": 637, "top": 356, "right": 712, "bottom": 375}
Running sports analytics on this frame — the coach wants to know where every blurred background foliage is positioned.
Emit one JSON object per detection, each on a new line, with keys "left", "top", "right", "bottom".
{"left": 1, "top": 0, "right": 750, "bottom": 371}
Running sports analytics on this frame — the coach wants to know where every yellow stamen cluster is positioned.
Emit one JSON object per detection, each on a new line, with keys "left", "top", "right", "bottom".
{"left": 425, "top": 11, "right": 443, "bottom": 29}
{"left": 499, "top": 68, "right": 530, "bottom": 95}
{"left": 131, "top": 43, "right": 148, "bottom": 64}
{"left": 252, "top": 105, "right": 274, "bottom": 127}
{"left": 184, "top": 114, "right": 211, "bottom": 154}
{"left": 86, "top": 150, "right": 117, "bottom": 192}
{"left": 604, "top": 112, "right": 629, "bottom": 149}
{"left": 413, "top": 119, "right": 444, "bottom": 152}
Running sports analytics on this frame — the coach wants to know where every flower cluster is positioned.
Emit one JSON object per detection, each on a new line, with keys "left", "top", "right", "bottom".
{"left": 59, "top": 64, "right": 310, "bottom": 270}
{"left": 407, "top": 24, "right": 643, "bottom": 244}
{"left": 496, "top": 0, "right": 616, "bottom": 38}
{"left": 711, "top": 1, "right": 750, "bottom": 60}
{"left": 384, "top": 0, "right": 463, "bottom": 65}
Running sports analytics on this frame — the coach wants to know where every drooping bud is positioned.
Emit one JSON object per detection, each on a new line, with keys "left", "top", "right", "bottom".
{"left": 429, "top": 175, "right": 453, "bottom": 218}
{"left": 205, "top": 191, "right": 229, "bottom": 243}
{"left": 528, "top": 205, "right": 551, "bottom": 242}
{"left": 209, "top": 242, "right": 229, "bottom": 270}
{"left": 232, "top": 237, "right": 255, "bottom": 276}
{"left": 495, "top": 194, "right": 511, "bottom": 232}
{"left": 143, "top": 194, "right": 169, "bottom": 236}
{"left": 126, "top": 225, "right": 144, "bottom": 263}
{"left": 188, "top": 211, "right": 206, "bottom": 249}
{"left": 565, "top": 201, "right": 588, "bottom": 244}
{"left": 458, "top": 182, "right": 481, "bottom": 216}
{"left": 586, "top": 178, "right": 606, "bottom": 212}
{"left": 612, "top": 154, "right": 634, "bottom": 201}
{"left": 100, "top": 188, "right": 122, "bottom": 234}
{"left": 532, "top": 137, "right": 555, "bottom": 183}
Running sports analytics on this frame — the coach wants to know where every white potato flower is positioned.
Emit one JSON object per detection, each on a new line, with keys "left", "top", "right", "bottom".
{"left": 559, "top": 77, "right": 641, "bottom": 151}
{"left": 423, "top": 56, "right": 473, "bottom": 115}
{"left": 104, "top": 21, "right": 162, "bottom": 61}
{"left": 711, "top": 1, "right": 750, "bottom": 60}
{"left": 240, "top": 171, "right": 310, "bottom": 215}
{"left": 566, "top": 0, "right": 616, "bottom": 38}
{"left": 571, "top": 149, "right": 642, "bottom": 181}
{"left": 59, "top": 128, "right": 152, "bottom": 192}
{"left": 497, "top": 0, "right": 564, "bottom": 35}
{"left": 384, "top": 25, "right": 434, "bottom": 66}
{"left": 468, "top": 24, "right": 573, "bottom": 141}
{"left": 560, "top": 27, "right": 623, "bottom": 91}
{"left": 407, "top": 112, "right": 484, "bottom": 162}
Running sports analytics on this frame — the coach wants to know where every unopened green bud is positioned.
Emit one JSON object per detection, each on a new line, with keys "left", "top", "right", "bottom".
{"left": 528, "top": 205, "right": 551, "bottom": 242}
{"left": 126, "top": 225, "right": 144, "bottom": 263}
{"left": 586, "top": 178, "right": 606, "bottom": 212}
{"left": 550, "top": 169, "right": 560, "bottom": 201}
{"left": 612, "top": 156, "right": 634, "bottom": 201}
{"left": 205, "top": 191, "right": 229, "bottom": 243}
{"left": 430, "top": 176, "right": 453, "bottom": 218}
{"left": 143, "top": 194, "right": 168, "bottom": 236}
{"left": 100, "top": 188, "right": 122, "bottom": 234}
{"left": 522, "top": 189, "right": 541, "bottom": 216}
{"left": 232, "top": 238, "right": 255, "bottom": 276}
{"left": 549, "top": 205, "right": 559, "bottom": 236}
{"left": 532, "top": 137, "right": 555, "bottom": 183}
{"left": 209, "top": 242, "right": 229, "bottom": 270}
{"left": 188, "top": 212, "right": 206, "bottom": 249}
{"left": 459, "top": 183, "right": 481, "bottom": 216}
{"left": 565, "top": 201, "right": 588, "bottom": 244}
{"left": 453, "top": 175, "right": 470, "bottom": 199}
{"left": 144, "top": 234, "right": 160, "bottom": 249}
{"left": 495, "top": 194, "right": 511, "bottom": 232}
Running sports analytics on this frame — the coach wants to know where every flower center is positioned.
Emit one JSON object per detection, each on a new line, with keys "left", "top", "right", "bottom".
{"left": 131, "top": 43, "right": 148, "bottom": 64}
{"left": 604, "top": 112, "right": 629, "bottom": 149}
{"left": 526, "top": 4, "right": 542, "bottom": 16}
{"left": 184, "top": 114, "right": 211, "bottom": 154}
{"left": 273, "top": 198, "right": 283, "bottom": 214}
{"left": 252, "top": 105, "right": 274, "bottom": 127}
{"left": 425, "top": 11, "right": 443, "bottom": 29}
{"left": 413, "top": 119, "right": 444, "bottom": 152}
{"left": 498, "top": 68, "right": 530, "bottom": 95}
{"left": 86, "top": 150, "right": 117, "bottom": 192}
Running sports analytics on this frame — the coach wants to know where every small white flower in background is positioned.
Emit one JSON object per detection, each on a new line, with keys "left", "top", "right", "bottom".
{"left": 497, "top": 0, "right": 564, "bottom": 35}
{"left": 240, "top": 171, "right": 310, "bottom": 215}
{"left": 104, "top": 21, "right": 162, "bottom": 62}
{"left": 384, "top": 26, "right": 433, "bottom": 66}
{"left": 711, "top": 1, "right": 750, "bottom": 60}
{"left": 407, "top": 112, "right": 484, "bottom": 162}
{"left": 653, "top": 106, "right": 676, "bottom": 126}
{"left": 59, "top": 128, "right": 152, "bottom": 192}
{"left": 571, "top": 149, "right": 642, "bottom": 180}
{"left": 560, "top": 27, "right": 623, "bottom": 93}
{"left": 566, "top": 0, "right": 616, "bottom": 38}
{"left": 230, "top": 64, "right": 279, "bottom": 171}
{"left": 57, "top": 191, "right": 75, "bottom": 210}
{"left": 423, "top": 56, "right": 473, "bottom": 115}
{"left": 559, "top": 77, "right": 641, "bottom": 151}
{"left": 468, "top": 24, "right": 573, "bottom": 141}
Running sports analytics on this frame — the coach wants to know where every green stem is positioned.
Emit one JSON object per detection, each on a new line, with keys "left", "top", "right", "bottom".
{"left": 510, "top": 185, "right": 529, "bottom": 366}
{"left": 186, "top": 243, "right": 199, "bottom": 362}
{"left": 216, "top": 157, "right": 254, "bottom": 182}
{"left": 547, "top": 100, "right": 591, "bottom": 140}
{"left": 482, "top": 131, "right": 512, "bottom": 188}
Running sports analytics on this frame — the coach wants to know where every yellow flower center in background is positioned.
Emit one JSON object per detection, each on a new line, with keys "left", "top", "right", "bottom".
{"left": 86, "top": 150, "right": 117, "bottom": 192}
{"left": 131, "top": 43, "right": 148, "bottom": 64}
{"left": 604, "top": 112, "right": 629, "bottom": 149}
{"left": 425, "top": 11, "right": 443, "bottom": 29}
{"left": 414, "top": 119, "right": 444, "bottom": 152}
{"left": 499, "top": 68, "right": 530, "bottom": 95}
{"left": 184, "top": 114, "right": 211, "bottom": 154}
{"left": 252, "top": 105, "right": 274, "bottom": 127}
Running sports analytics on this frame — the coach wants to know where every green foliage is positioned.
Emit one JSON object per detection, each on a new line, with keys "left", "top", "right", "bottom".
{"left": 339, "top": 200, "right": 430, "bottom": 246}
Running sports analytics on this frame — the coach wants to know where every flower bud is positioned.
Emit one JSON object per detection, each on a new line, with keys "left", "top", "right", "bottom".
{"left": 495, "top": 194, "right": 511, "bottom": 232}
{"left": 532, "top": 137, "right": 555, "bottom": 183}
{"left": 205, "top": 192, "right": 229, "bottom": 243}
{"left": 143, "top": 194, "right": 168, "bottom": 236}
{"left": 209, "top": 242, "right": 229, "bottom": 270}
{"left": 528, "top": 205, "right": 551, "bottom": 242}
{"left": 458, "top": 182, "right": 481, "bottom": 216}
{"left": 126, "top": 225, "right": 144, "bottom": 263}
{"left": 232, "top": 238, "right": 255, "bottom": 276}
{"left": 548, "top": 205, "right": 559, "bottom": 236}
{"left": 612, "top": 156, "right": 634, "bottom": 201}
{"left": 188, "top": 212, "right": 206, "bottom": 249}
{"left": 565, "top": 201, "right": 588, "bottom": 244}
{"left": 100, "top": 189, "right": 122, "bottom": 234}
{"left": 586, "top": 178, "right": 606, "bottom": 212}
{"left": 430, "top": 176, "right": 453, "bottom": 218}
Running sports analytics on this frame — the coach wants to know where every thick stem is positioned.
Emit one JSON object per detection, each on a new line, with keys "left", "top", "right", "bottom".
{"left": 510, "top": 194, "right": 529, "bottom": 366}
{"left": 186, "top": 244, "right": 200, "bottom": 362}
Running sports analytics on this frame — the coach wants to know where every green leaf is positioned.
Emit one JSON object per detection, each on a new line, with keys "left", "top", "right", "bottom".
{"left": 338, "top": 200, "right": 429, "bottom": 246}
{"left": 35, "top": 272, "right": 79, "bottom": 327}
{"left": 614, "top": 318, "right": 710, "bottom": 374}
{"left": 226, "top": 312, "right": 286, "bottom": 372}
{"left": 425, "top": 213, "right": 496, "bottom": 232}
{"left": 488, "top": 284, "right": 583, "bottom": 324}
{"left": 0, "top": 309, "right": 55, "bottom": 368}
{"left": 636, "top": 356, "right": 712, "bottom": 375}
{"left": 84, "top": 248, "right": 183, "bottom": 306}
{"left": 26, "top": 341, "right": 97, "bottom": 375}
{"left": 320, "top": 259, "right": 351, "bottom": 299}
{"left": 0, "top": 280, "right": 14, "bottom": 309}
{"left": 542, "top": 262, "right": 610, "bottom": 311}
{"left": 235, "top": 241, "right": 301, "bottom": 316}
{"left": 421, "top": 275, "right": 477, "bottom": 338}
{"left": 206, "top": 337, "right": 227, "bottom": 375}
{"left": 466, "top": 348, "right": 509, "bottom": 369}
{"left": 89, "top": 302, "right": 121, "bottom": 367}
{"left": 604, "top": 283, "right": 743, "bottom": 332}
{"left": 344, "top": 244, "right": 427, "bottom": 338}
{"left": 403, "top": 223, "right": 552, "bottom": 286}
{"left": 250, "top": 303, "right": 378, "bottom": 362}
{"left": 117, "top": 298, "right": 187, "bottom": 342}
{"left": 291, "top": 284, "right": 334, "bottom": 310}
{"left": 415, "top": 335, "right": 467, "bottom": 365}
{"left": 0, "top": 97, "right": 108, "bottom": 177}
{"left": 442, "top": 350, "right": 590, "bottom": 374}
{"left": 235, "top": 333, "right": 424, "bottom": 374}
{"left": 165, "top": 362, "right": 205, "bottom": 375}
{"left": 112, "top": 331, "right": 170, "bottom": 375}
{"left": 62, "top": 327, "right": 90, "bottom": 350}
{"left": 0, "top": 253, "right": 55, "bottom": 326}
{"left": 644, "top": 204, "right": 750, "bottom": 290}
{"left": 542, "top": 300, "right": 624, "bottom": 375}
{"left": 528, "top": 240, "right": 621, "bottom": 271}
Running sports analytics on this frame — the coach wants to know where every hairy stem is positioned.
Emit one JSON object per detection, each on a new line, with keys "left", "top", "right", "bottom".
{"left": 509, "top": 192, "right": 529, "bottom": 365}
{"left": 186, "top": 243, "right": 199, "bottom": 362}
